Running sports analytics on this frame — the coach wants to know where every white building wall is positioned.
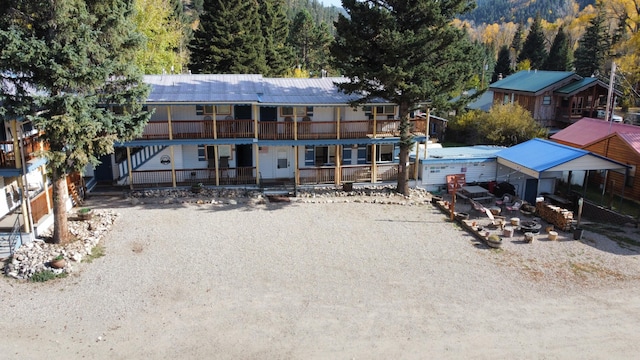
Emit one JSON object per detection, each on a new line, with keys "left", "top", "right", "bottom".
{"left": 420, "top": 160, "right": 497, "bottom": 191}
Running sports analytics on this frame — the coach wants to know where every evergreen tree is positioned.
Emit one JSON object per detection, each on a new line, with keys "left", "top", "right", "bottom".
{"left": 510, "top": 22, "right": 525, "bottom": 66}
{"left": 543, "top": 26, "right": 572, "bottom": 71}
{"left": 188, "top": 0, "right": 267, "bottom": 74}
{"left": 493, "top": 45, "right": 512, "bottom": 83}
{"left": 259, "top": 0, "right": 294, "bottom": 76}
{"left": 289, "top": 9, "right": 332, "bottom": 75}
{"left": 517, "top": 14, "right": 548, "bottom": 69}
{"left": 331, "top": 0, "right": 483, "bottom": 195}
{"left": 0, "top": 0, "right": 150, "bottom": 244}
{"left": 573, "top": 6, "right": 609, "bottom": 77}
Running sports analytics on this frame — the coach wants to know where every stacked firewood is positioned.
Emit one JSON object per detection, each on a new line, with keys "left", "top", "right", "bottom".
{"left": 535, "top": 202, "right": 575, "bottom": 231}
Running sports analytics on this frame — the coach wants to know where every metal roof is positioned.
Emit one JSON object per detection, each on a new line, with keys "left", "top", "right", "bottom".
{"left": 550, "top": 118, "right": 640, "bottom": 146}
{"left": 554, "top": 77, "right": 623, "bottom": 97}
{"left": 496, "top": 138, "right": 627, "bottom": 178}
{"left": 144, "top": 74, "right": 382, "bottom": 106}
{"left": 489, "top": 70, "right": 576, "bottom": 94}
{"left": 416, "top": 145, "right": 504, "bottom": 163}
{"left": 618, "top": 132, "right": 640, "bottom": 154}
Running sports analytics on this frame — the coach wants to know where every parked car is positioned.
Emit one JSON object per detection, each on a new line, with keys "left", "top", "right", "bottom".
{"left": 624, "top": 112, "right": 640, "bottom": 125}
{"left": 596, "top": 109, "right": 623, "bottom": 122}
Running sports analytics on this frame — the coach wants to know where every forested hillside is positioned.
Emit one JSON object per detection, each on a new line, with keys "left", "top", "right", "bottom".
{"left": 462, "top": 0, "right": 596, "bottom": 24}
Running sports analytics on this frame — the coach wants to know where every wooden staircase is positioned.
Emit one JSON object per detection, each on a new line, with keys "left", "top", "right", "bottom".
{"left": 68, "top": 182, "right": 84, "bottom": 207}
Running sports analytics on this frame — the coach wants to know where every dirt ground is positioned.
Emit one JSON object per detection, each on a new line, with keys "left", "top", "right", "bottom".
{"left": 2, "top": 196, "right": 640, "bottom": 359}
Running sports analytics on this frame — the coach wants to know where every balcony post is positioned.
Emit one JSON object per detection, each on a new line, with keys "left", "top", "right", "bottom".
{"left": 12, "top": 120, "right": 32, "bottom": 233}
{"left": 214, "top": 145, "right": 220, "bottom": 186}
{"left": 254, "top": 143, "right": 260, "bottom": 185}
{"left": 336, "top": 107, "right": 341, "bottom": 139}
{"left": 253, "top": 104, "right": 258, "bottom": 139}
{"left": 373, "top": 106, "right": 377, "bottom": 137}
{"left": 293, "top": 111, "right": 298, "bottom": 141}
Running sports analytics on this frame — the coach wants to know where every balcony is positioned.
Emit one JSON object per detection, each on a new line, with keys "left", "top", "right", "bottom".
{"left": 137, "top": 118, "right": 427, "bottom": 141}
{"left": 0, "top": 135, "right": 46, "bottom": 170}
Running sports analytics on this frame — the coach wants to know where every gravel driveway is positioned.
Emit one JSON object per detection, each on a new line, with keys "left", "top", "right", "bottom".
{"left": 1, "top": 195, "right": 640, "bottom": 359}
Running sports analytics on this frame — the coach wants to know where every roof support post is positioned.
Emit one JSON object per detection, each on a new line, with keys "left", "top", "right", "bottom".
{"left": 167, "top": 105, "right": 177, "bottom": 188}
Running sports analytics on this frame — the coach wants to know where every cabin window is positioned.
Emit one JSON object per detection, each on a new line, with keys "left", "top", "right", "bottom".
{"left": 503, "top": 94, "right": 510, "bottom": 105}
{"left": 366, "top": 144, "right": 394, "bottom": 162}
{"left": 626, "top": 165, "right": 636, "bottom": 187}
{"left": 571, "top": 97, "right": 584, "bottom": 115}
{"left": 542, "top": 96, "right": 551, "bottom": 105}
{"left": 196, "top": 105, "right": 231, "bottom": 115}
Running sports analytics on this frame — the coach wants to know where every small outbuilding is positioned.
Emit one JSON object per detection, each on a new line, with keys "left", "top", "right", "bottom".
{"left": 495, "top": 139, "right": 628, "bottom": 204}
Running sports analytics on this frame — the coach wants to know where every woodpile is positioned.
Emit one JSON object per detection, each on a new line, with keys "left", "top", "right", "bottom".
{"left": 535, "top": 202, "right": 575, "bottom": 231}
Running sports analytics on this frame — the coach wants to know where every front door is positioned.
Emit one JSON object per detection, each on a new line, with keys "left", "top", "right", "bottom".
{"left": 275, "top": 147, "right": 293, "bottom": 179}
{"left": 524, "top": 178, "right": 539, "bottom": 204}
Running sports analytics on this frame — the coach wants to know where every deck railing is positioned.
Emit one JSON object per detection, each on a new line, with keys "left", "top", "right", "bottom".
{"left": 138, "top": 118, "right": 426, "bottom": 141}
{"left": 0, "top": 135, "right": 47, "bottom": 169}
{"left": 129, "top": 167, "right": 257, "bottom": 188}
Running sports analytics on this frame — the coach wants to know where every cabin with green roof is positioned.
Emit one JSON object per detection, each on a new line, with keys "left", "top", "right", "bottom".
{"left": 489, "top": 70, "right": 619, "bottom": 128}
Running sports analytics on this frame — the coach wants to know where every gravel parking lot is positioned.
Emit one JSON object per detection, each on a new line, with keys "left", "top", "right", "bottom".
{"left": 1, "top": 194, "right": 640, "bottom": 359}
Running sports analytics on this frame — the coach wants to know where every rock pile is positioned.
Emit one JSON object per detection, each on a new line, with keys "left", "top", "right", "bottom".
{"left": 4, "top": 210, "right": 119, "bottom": 280}
{"left": 127, "top": 184, "right": 431, "bottom": 206}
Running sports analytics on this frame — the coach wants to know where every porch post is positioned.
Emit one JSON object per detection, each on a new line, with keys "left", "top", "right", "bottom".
{"left": 335, "top": 145, "right": 341, "bottom": 186}
{"left": 294, "top": 145, "right": 300, "bottom": 186}
{"left": 167, "top": 106, "right": 177, "bottom": 188}
{"left": 254, "top": 143, "right": 260, "bottom": 185}
{"left": 39, "top": 140, "right": 51, "bottom": 213}
{"left": 371, "top": 145, "right": 377, "bottom": 183}
{"left": 126, "top": 147, "right": 133, "bottom": 190}
{"left": 214, "top": 146, "right": 220, "bottom": 186}
{"left": 12, "top": 120, "right": 31, "bottom": 233}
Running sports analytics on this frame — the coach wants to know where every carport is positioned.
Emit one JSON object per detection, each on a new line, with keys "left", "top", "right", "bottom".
{"left": 494, "top": 139, "right": 628, "bottom": 204}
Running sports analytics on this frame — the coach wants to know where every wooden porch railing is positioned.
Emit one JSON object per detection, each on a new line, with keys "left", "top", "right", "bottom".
{"left": 138, "top": 118, "right": 426, "bottom": 141}
{"left": 129, "top": 167, "right": 257, "bottom": 188}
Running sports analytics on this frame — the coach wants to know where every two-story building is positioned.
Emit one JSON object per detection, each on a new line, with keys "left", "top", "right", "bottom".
{"left": 97, "top": 74, "right": 428, "bottom": 190}
{"left": 489, "top": 70, "right": 620, "bottom": 128}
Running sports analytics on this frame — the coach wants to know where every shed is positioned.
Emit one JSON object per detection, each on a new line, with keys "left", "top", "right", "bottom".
{"left": 414, "top": 145, "right": 504, "bottom": 192}
{"left": 495, "top": 139, "right": 628, "bottom": 204}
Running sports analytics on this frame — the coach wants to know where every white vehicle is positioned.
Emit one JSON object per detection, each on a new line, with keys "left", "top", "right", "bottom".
{"left": 596, "top": 109, "right": 623, "bottom": 122}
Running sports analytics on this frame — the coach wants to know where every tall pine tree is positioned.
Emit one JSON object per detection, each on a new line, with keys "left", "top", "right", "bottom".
{"left": 188, "top": 0, "right": 267, "bottom": 74}
{"left": 289, "top": 9, "right": 333, "bottom": 75}
{"left": 543, "top": 26, "right": 572, "bottom": 71}
{"left": 573, "top": 6, "right": 609, "bottom": 78}
{"left": 0, "top": 0, "right": 150, "bottom": 243}
{"left": 259, "top": 0, "right": 294, "bottom": 76}
{"left": 331, "top": 0, "right": 483, "bottom": 195}
{"left": 493, "top": 45, "right": 512, "bottom": 83}
{"left": 517, "top": 14, "right": 548, "bottom": 69}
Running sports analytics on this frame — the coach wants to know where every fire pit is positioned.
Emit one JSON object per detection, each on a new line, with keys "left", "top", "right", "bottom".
{"left": 520, "top": 220, "right": 541, "bottom": 234}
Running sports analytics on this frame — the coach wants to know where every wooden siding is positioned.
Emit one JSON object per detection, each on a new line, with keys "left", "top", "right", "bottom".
{"left": 584, "top": 135, "right": 640, "bottom": 201}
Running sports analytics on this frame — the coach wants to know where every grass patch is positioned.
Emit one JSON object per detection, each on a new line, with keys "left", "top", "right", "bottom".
{"left": 30, "top": 270, "right": 67, "bottom": 283}
{"left": 83, "top": 244, "right": 105, "bottom": 263}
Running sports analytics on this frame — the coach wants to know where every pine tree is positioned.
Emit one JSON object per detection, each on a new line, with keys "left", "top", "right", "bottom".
{"left": 493, "top": 45, "right": 512, "bottom": 83}
{"left": 573, "top": 6, "right": 609, "bottom": 78}
{"left": 543, "top": 26, "right": 572, "bottom": 71}
{"left": 517, "top": 14, "right": 548, "bottom": 69}
{"left": 259, "top": 0, "right": 294, "bottom": 76}
{"left": 510, "top": 22, "right": 525, "bottom": 66}
{"left": 0, "top": 0, "right": 150, "bottom": 244}
{"left": 188, "top": 0, "right": 267, "bottom": 74}
{"left": 331, "top": 0, "right": 483, "bottom": 195}
{"left": 289, "top": 9, "right": 332, "bottom": 75}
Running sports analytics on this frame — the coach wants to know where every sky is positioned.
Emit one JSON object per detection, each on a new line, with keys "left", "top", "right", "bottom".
{"left": 321, "top": 0, "right": 342, "bottom": 8}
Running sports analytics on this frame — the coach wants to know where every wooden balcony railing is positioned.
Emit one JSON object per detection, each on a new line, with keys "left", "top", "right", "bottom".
{"left": 138, "top": 118, "right": 427, "bottom": 141}
{"left": 0, "top": 135, "right": 47, "bottom": 169}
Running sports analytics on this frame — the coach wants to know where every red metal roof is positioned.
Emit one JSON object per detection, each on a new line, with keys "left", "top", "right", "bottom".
{"left": 550, "top": 118, "right": 640, "bottom": 146}
{"left": 618, "top": 132, "right": 640, "bottom": 154}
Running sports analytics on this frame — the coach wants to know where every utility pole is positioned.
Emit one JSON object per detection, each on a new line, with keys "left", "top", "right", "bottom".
{"left": 606, "top": 61, "right": 616, "bottom": 133}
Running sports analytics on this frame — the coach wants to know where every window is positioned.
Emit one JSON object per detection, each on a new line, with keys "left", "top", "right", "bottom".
{"left": 196, "top": 105, "right": 231, "bottom": 115}
{"left": 366, "top": 144, "right": 394, "bottom": 162}
{"left": 281, "top": 106, "right": 313, "bottom": 117}
{"left": 571, "top": 97, "right": 584, "bottom": 115}
{"left": 626, "top": 165, "right": 636, "bottom": 187}
{"left": 314, "top": 146, "right": 335, "bottom": 166}
{"left": 363, "top": 105, "right": 396, "bottom": 115}
{"left": 542, "top": 96, "right": 551, "bottom": 105}
{"left": 503, "top": 94, "right": 510, "bottom": 105}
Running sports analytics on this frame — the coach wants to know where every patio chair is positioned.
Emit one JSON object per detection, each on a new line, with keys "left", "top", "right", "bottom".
{"left": 495, "top": 194, "right": 511, "bottom": 207}
{"left": 506, "top": 200, "right": 523, "bottom": 216}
